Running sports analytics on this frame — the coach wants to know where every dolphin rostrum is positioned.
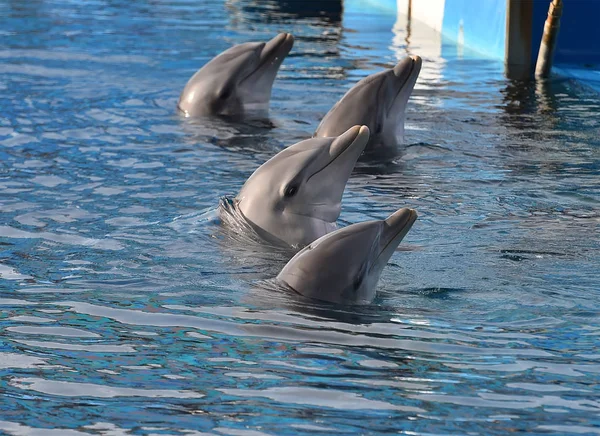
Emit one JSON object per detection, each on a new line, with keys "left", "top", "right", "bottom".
{"left": 314, "top": 55, "right": 422, "bottom": 149}
{"left": 234, "top": 125, "right": 371, "bottom": 248}
{"left": 178, "top": 33, "right": 294, "bottom": 118}
{"left": 277, "top": 208, "right": 418, "bottom": 304}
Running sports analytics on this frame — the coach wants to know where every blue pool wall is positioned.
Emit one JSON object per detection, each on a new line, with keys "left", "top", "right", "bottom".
{"left": 394, "top": 0, "right": 600, "bottom": 64}
{"left": 534, "top": 0, "right": 600, "bottom": 65}
{"left": 365, "top": 0, "right": 600, "bottom": 91}
{"left": 441, "top": 0, "right": 507, "bottom": 60}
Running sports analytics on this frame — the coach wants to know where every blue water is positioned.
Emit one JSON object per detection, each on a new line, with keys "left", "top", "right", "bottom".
{"left": 1, "top": 0, "right": 600, "bottom": 434}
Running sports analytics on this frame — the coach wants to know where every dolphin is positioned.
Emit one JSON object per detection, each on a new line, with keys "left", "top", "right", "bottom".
{"left": 234, "top": 125, "right": 370, "bottom": 248}
{"left": 314, "top": 55, "right": 422, "bottom": 149}
{"left": 178, "top": 33, "right": 294, "bottom": 118}
{"left": 277, "top": 208, "right": 418, "bottom": 305}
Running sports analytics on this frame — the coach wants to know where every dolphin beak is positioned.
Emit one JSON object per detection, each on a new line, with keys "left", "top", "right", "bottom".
{"left": 375, "top": 208, "right": 418, "bottom": 265}
{"left": 259, "top": 32, "right": 294, "bottom": 65}
{"left": 384, "top": 208, "right": 418, "bottom": 237}
{"left": 385, "top": 55, "right": 422, "bottom": 118}
{"left": 392, "top": 55, "right": 422, "bottom": 86}
{"left": 328, "top": 125, "right": 370, "bottom": 159}
{"left": 294, "top": 125, "right": 369, "bottom": 223}
{"left": 410, "top": 54, "right": 423, "bottom": 67}
{"left": 307, "top": 125, "right": 370, "bottom": 182}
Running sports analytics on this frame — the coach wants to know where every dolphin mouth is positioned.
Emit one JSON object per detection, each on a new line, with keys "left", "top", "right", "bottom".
{"left": 249, "top": 32, "right": 294, "bottom": 78}
{"left": 387, "top": 55, "right": 422, "bottom": 112}
{"left": 393, "top": 55, "right": 422, "bottom": 87}
{"left": 306, "top": 125, "right": 370, "bottom": 182}
{"left": 372, "top": 208, "right": 417, "bottom": 268}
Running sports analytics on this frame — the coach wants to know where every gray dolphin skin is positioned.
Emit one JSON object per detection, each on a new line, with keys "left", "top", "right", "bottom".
{"left": 277, "top": 208, "right": 418, "bottom": 305}
{"left": 314, "top": 55, "right": 422, "bottom": 149}
{"left": 178, "top": 33, "right": 294, "bottom": 117}
{"left": 235, "top": 125, "right": 370, "bottom": 248}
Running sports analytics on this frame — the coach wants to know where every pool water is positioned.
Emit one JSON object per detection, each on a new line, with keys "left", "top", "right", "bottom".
{"left": 1, "top": 0, "right": 600, "bottom": 434}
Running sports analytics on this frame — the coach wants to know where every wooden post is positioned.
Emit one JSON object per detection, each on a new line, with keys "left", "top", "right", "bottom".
{"left": 505, "top": 0, "right": 534, "bottom": 79}
{"left": 535, "top": 0, "right": 563, "bottom": 78}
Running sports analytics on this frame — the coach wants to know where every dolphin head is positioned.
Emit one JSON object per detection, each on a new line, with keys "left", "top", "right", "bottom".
{"left": 178, "top": 33, "right": 294, "bottom": 117}
{"left": 236, "top": 125, "right": 370, "bottom": 248}
{"left": 277, "top": 208, "right": 418, "bottom": 305}
{"left": 315, "top": 55, "right": 422, "bottom": 148}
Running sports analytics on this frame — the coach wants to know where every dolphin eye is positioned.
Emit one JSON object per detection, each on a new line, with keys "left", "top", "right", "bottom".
{"left": 374, "top": 122, "right": 383, "bottom": 135}
{"left": 219, "top": 87, "right": 232, "bottom": 100}
{"left": 284, "top": 185, "right": 298, "bottom": 198}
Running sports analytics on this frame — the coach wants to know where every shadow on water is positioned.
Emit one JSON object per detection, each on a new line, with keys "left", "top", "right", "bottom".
{"left": 215, "top": 197, "right": 296, "bottom": 277}
{"left": 352, "top": 141, "right": 452, "bottom": 177}
{"left": 226, "top": 0, "right": 342, "bottom": 24}
{"left": 249, "top": 278, "right": 404, "bottom": 326}
{"left": 353, "top": 150, "right": 406, "bottom": 176}
{"left": 248, "top": 278, "right": 465, "bottom": 336}
{"left": 178, "top": 115, "right": 286, "bottom": 154}
{"left": 497, "top": 76, "right": 600, "bottom": 175}
{"left": 499, "top": 77, "right": 563, "bottom": 134}
{"left": 274, "top": 0, "right": 341, "bottom": 22}
{"left": 224, "top": 0, "right": 345, "bottom": 68}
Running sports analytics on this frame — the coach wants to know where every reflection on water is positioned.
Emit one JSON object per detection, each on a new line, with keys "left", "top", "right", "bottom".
{"left": 1, "top": 0, "right": 600, "bottom": 434}
{"left": 227, "top": 0, "right": 342, "bottom": 23}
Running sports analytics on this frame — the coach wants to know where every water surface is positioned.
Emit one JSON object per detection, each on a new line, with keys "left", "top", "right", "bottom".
{"left": 1, "top": 0, "right": 600, "bottom": 434}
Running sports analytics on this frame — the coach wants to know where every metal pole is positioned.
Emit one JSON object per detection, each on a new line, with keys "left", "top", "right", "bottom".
{"left": 535, "top": 0, "right": 563, "bottom": 78}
